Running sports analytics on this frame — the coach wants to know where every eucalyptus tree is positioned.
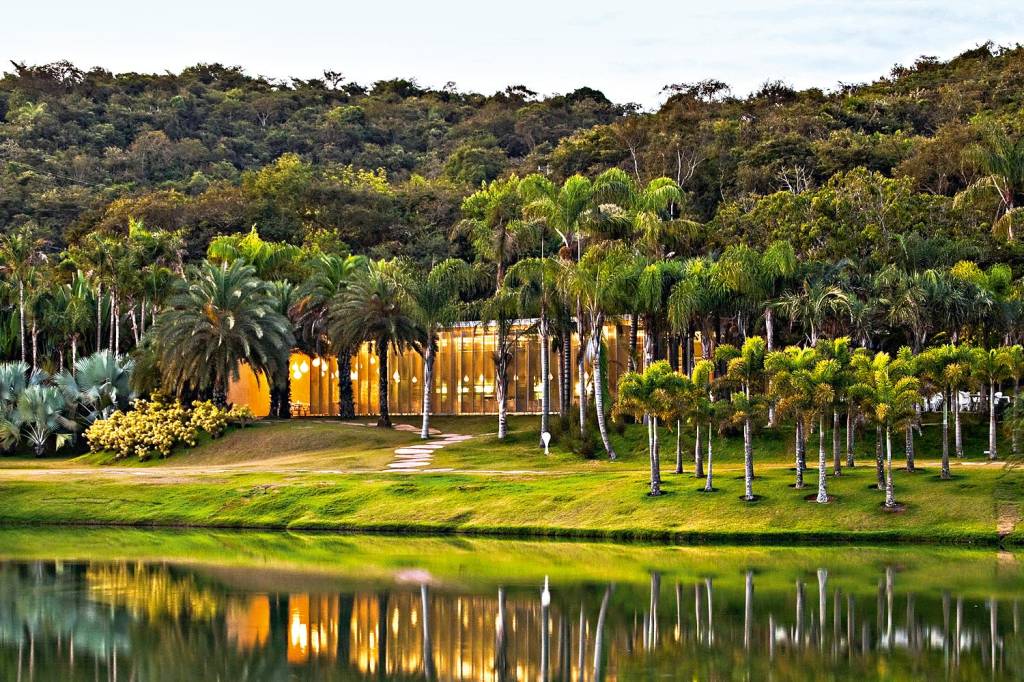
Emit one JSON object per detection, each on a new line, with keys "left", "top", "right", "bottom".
{"left": 406, "top": 259, "right": 473, "bottom": 439}
{"left": 504, "top": 256, "right": 561, "bottom": 443}
{"left": 151, "top": 259, "right": 294, "bottom": 404}
{"left": 614, "top": 360, "right": 688, "bottom": 496}
{"left": 970, "top": 346, "right": 1012, "bottom": 460}
{"left": 849, "top": 351, "right": 922, "bottom": 509}
{"left": 292, "top": 253, "right": 369, "bottom": 418}
{"left": 766, "top": 345, "right": 819, "bottom": 489}
{"left": 329, "top": 259, "right": 423, "bottom": 428}
{"left": 717, "top": 336, "right": 768, "bottom": 501}
{"left": 560, "top": 245, "right": 633, "bottom": 458}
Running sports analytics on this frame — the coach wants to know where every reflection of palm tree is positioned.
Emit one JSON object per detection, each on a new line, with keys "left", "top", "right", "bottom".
{"left": 420, "top": 585, "right": 435, "bottom": 681}
{"left": 592, "top": 585, "right": 613, "bottom": 681}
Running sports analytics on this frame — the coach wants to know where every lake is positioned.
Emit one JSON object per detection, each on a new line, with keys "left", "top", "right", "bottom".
{"left": 0, "top": 529, "right": 1019, "bottom": 680}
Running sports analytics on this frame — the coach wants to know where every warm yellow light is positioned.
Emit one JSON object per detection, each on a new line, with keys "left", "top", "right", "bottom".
{"left": 292, "top": 370, "right": 302, "bottom": 380}
{"left": 350, "top": 371, "right": 358, "bottom": 380}
{"left": 393, "top": 370, "right": 401, "bottom": 382}
{"left": 411, "top": 376, "right": 418, "bottom": 384}
{"left": 300, "top": 361, "right": 309, "bottom": 374}
{"left": 370, "top": 356, "right": 376, "bottom": 365}
{"left": 312, "top": 357, "right": 321, "bottom": 367}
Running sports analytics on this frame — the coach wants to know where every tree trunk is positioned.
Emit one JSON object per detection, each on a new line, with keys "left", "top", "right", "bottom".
{"left": 764, "top": 307, "right": 775, "bottom": 352}
{"left": 420, "top": 341, "right": 435, "bottom": 439}
{"left": 591, "top": 325, "right": 617, "bottom": 459}
{"left": 337, "top": 350, "right": 355, "bottom": 419}
{"left": 648, "top": 415, "right": 661, "bottom": 496}
{"left": 703, "top": 422, "right": 714, "bottom": 492}
{"left": 30, "top": 318, "right": 37, "bottom": 371}
{"left": 18, "top": 280, "right": 26, "bottom": 363}
{"left": 816, "top": 413, "right": 830, "bottom": 503}
{"left": 743, "top": 415, "right": 754, "bottom": 500}
{"left": 884, "top": 426, "right": 895, "bottom": 508}
{"left": 577, "top": 337, "right": 587, "bottom": 436}
{"left": 846, "top": 409, "right": 854, "bottom": 467}
{"left": 674, "top": 419, "right": 683, "bottom": 474}
{"left": 941, "top": 387, "right": 951, "bottom": 480}
{"left": 95, "top": 283, "right": 103, "bottom": 352}
{"left": 794, "top": 418, "right": 805, "bottom": 489}
{"left": 694, "top": 420, "right": 704, "bottom": 478}
{"left": 875, "top": 425, "right": 885, "bottom": 490}
{"left": 832, "top": 409, "right": 842, "bottom": 476}
{"left": 642, "top": 317, "right": 655, "bottom": 370}
{"left": 539, "top": 317, "right": 550, "bottom": 446}
{"left": 628, "top": 313, "right": 639, "bottom": 372}
{"left": 988, "top": 379, "right": 997, "bottom": 460}
{"left": 905, "top": 425, "right": 915, "bottom": 472}
{"left": 954, "top": 387, "right": 963, "bottom": 458}
{"left": 1013, "top": 379, "right": 1020, "bottom": 456}
{"left": 377, "top": 343, "right": 391, "bottom": 428}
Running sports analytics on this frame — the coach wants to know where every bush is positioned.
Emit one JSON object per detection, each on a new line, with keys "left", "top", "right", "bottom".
{"left": 227, "top": 404, "right": 256, "bottom": 427}
{"left": 85, "top": 398, "right": 235, "bottom": 461}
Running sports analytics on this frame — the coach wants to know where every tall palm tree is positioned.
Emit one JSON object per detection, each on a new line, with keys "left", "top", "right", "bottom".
{"left": 151, "top": 260, "right": 294, "bottom": 403}
{"left": 560, "top": 245, "right": 632, "bottom": 459}
{"left": 718, "top": 336, "right": 768, "bottom": 501}
{"left": 766, "top": 346, "right": 819, "bottom": 489}
{"left": 918, "top": 345, "right": 964, "bottom": 479}
{"left": 614, "top": 360, "right": 688, "bottom": 496}
{"left": 718, "top": 241, "right": 797, "bottom": 350}
{"left": 292, "top": 253, "right": 369, "bottom": 418}
{"left": 849, "top": 352, "right": 921, "bottom": 509}
{"left": 955, "top": 126, "right": 1024, "bottom": 240}
{"left": 668, "top": 256, "right": 729, "bottom": 361}
{"left": 0, "top": 225, "right": 46, "bottom": 364}
{"left": 682, "top": 359, "right": 720, "bottom": 492}
{"left": 970, "top": 346, "right": 1012, "bottom": 460}
{"left": 329, "top": 259, "right": 423, "bottom": 428}
{"left": 267, "top": 280, "right": 300, "bottom": 419}
{"left": 774, "top": 278, "right": 850, "bottom": 346}
{"left": 405, "top": 259, "right": 473, "bottom": 439}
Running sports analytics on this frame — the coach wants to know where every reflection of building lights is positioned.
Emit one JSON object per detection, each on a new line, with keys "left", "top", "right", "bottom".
{"left": 393, "top": 370, "right": 401, "bottom": 383}
{"left": 312, "top": 357, "right": 321, "bottom": 367}
{"left": 350, "top": 371, "right": 358, "bottom": 380}
{"left": 411, "top": 376, "right": 418, "bottom": 384}
{"left": 436, "top": 382, "right": 448, "bottom": 395}
{"left": 370, "top": 356, "right": 376, "bottom": 365}
{"left": 292, "top": 369, "right": 302, "bottom": 380}
{"left": 300, "top": 360, "right": 309, "bottom": 374}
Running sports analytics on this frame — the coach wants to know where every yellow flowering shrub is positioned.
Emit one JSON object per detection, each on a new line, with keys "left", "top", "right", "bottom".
{"left": 227, "top": 404, "right": 256, "bottom": 427}
{"left": 85, "top": 398, "right": 239, "bottom": 461}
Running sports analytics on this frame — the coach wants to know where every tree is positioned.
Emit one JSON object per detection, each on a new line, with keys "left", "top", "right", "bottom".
{"left": 955, "top": 126, "right": 1024, "bottom": 240}
{"left": 717, "top": 336, "right": 768, "bottom": 501}
{"left": 970, "top": 346, "right": 1012, "bottom": 460}
{"left": 16, "top": 384, "right": 73, "bottom": 457}
{"left": 766, "top": 346, "right": 818, "bottom": 489}
{"left": 150, "top": 260, "right": 294, "bottom": 403}
{"left": 292, "top": 253, "right": 369, "bottom": 418}
{"left": 267, "top": 280, "right": 300, "bottom": 419}
{"left": 682, "top": 359, "right": 720, "bottom": 493}
{"left": 615, "top": 360, "right": 689, "bottom": 496}
{"left": 405, "top": 259, "right": 473, "bottom": 439}
{"left": 329, "top": 259, "right": 423, "bottom": 428}
{"left": 849, "top": 352, "right": 921, "bottom": 509}
{"left": 54, "top": 351, "right": 133, "bottom": 427}
{"left": 0, "top": 225, "right": 46, "bottom": 364}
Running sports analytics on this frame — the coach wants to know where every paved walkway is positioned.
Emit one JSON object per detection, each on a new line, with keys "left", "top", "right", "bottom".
{"left": 387, "top": 426, "right": 473, "bottom": 471}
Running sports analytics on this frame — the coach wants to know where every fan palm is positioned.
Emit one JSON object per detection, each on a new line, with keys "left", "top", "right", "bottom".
{"left": 150, "top": 260, "right": 294, "bottom": 403}
{"left": 54, "top": 351, "right": 133, "bottom": 426}
{"left": 16, "top": 384, "right": 74, "bottom": 456}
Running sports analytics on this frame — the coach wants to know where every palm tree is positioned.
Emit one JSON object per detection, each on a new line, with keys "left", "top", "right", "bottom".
{"left": 849, "top": 352, "right": 921, "bottom": 509}
{"left": 329, "top": 259, "right": 423, "bottom": 428}
{"left": 207, "top": 226, "right": 304, "bottom": 281}
{"left": 970, "top": 346, "right": 1012, "bottom": 460}
{"left": 614, "top": 360, "right": 689, "bottom": 496}
{"left": 0, "top": 225, "right": 46, "bottom": 364}
{"left": 504, "top": 256, "right": 561, "bottom": 444}
{"left": 54, "top": 351, "right": 133, "bottom": 427}
{"left": 955, "top": 126, "right": 1024, "bottom": 240}
{"left": 0, "top": 361, "right": 33, "bottom": 453}
{"left": 292, "top": 253, "right": 369, "bottom": 418}
{"left": 766, "top": 346, "right": 819, "bottom": 489}
{"left": 16, "top": 384, "right": 73, "bottom": 457}
{"left": 405, "top": 259, "right": 473, "bottom": 439}
{"left": 1004, "top": 344, "right": 1024, "bottom": 457}
{"left": 267, "top": 280, "right": 300, "bottom": 419}
{"left": 815, "top": 337, "right": 853, "bottom": 476}
{"left": 683, "top": 359, "right": 720, "bottom": 493}
{"left": 151, "top": 260, "right": 294, "bottom": 404}
{"left": 774, "top": 278, "right": 850, "bottom": 346}
{"left": 668, "top": 256, "right": 729, "bottom": 361}
{"left": 717, "top": 337, "right": 768, "bottom": 501}
{"left": 560, "top": 246, "right": 632, "bottom": 458}
{"left": 718, "top": 241, "right": 797, "bottom": 350}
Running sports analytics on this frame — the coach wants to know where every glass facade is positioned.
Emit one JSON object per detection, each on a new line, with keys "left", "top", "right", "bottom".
{"left": 228, "top": 320, "right": 698, "bottom": 417}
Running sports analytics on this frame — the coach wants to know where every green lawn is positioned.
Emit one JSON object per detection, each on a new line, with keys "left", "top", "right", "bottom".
{"left": 0, "top": 414, "right": 1017, "bottom": 546}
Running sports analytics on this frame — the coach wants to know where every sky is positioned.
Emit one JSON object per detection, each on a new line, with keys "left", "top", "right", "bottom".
{"left": 3, "top": 1, "right": 1024, "bottom": 107}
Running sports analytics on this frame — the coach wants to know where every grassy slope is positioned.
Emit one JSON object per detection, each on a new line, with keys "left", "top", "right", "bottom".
{"left": 0, "top": 415, "right": 1018, "bottom": 545}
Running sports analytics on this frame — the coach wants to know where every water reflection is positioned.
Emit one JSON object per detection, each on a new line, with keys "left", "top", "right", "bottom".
{"left": 0, "top": 548, "right": 1020, "bottom": 680}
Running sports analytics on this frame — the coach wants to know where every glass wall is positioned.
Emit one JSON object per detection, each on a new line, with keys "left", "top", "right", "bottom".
{"left": 228, "top": 321, "right": 700, "bottom": 417}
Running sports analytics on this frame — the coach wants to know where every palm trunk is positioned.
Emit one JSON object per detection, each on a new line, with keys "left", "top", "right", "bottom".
{"left": 953, "top": 386, "right": 963, "bottom": 457}
{"left": 648, "top": 415, "right": 661, "bottom": 495}
{"left": 30, "top": 318, "right": 37, "bottom": 371}
{"left": 694, "top": 420, "right": 704, "bottom": 478}
{"left": 496, "top": 325, "right": 509, "bottom": 440}
{"left": 832, "top": 409, "right": 841, "bottom": 476}
{"left": 539, "top": 316, "right": 550, "bottom": 446}
{"left": 743, "top": 414, "right": 754, "bottom": 500}
{"left": 816, "top": 413, "right": 829, "bottom": 503}
{"left": 337, "top": 350, "right": 355, "bottom": 418}
{"left": 875, "top": 425, "right": 885, "bottom": 490}
{"left": 590, "top": 323, "right": 617, "bottom": 459}
{"left": 674, "top": 419, "right": 683, "bottom": 474}
{"left": 988, "top": 379, "right": 997, "bottom": 460}
{"left": 941, "top": 387, "right": 951, "bottom": 480}
{"left": 642, "top": 317, "right": 655, "bottom": 370}
{"left": 577, "top": 303, "right": 587, "bottom": 435}
{"left": 794, "top": 418, "right": 805, "bottom": 489}
{"left": 420, "top": 341, "right": 435, "bottom": 439}
{"left": 628, "top": 313, "right": 639, "bottom": 372}
{"left": 377, "top": 343, "right": 391, "bottom": 428}
{"left": 703, "top": 422, "right": 714, "bottom": 492}
{"left": 884, "top": 426, "right": 895, "bottom": 508}
{"left": 18, "top": 280, "right": 25, "bottom": 363}
{"left": 905, "top": 425, "right": 915, "bottom": 471}
{"left": 95, "top": 283, "right": 103, "bottom": 351}
{"left": 71, "top": 337, "right": 77, "bottom": 370}
{"left": 846, "top": 409, "right": 855, "bottom": 467}
{"left": 1013, "top": 379, "right": 1020, "bottom": 456}
{"left": 765, "top": 306, "right": 775, "bottom": 352}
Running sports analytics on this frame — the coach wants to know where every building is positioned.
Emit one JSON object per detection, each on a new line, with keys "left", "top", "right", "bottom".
{"left": 228, "top": 320, "right": 698, "bottom": 417}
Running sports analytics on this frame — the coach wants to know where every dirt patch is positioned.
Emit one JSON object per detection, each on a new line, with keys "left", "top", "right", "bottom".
{"left": 997, "top": 504, "right": 1019, "bottom": 538}
{"left": 881, "top": 502, "right": 908, "bottom": 513}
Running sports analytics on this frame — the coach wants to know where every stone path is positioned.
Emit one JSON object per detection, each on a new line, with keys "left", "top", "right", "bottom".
{"left": 387, "top": 432, "right": 473, "bottom": 471}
